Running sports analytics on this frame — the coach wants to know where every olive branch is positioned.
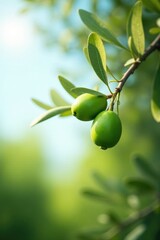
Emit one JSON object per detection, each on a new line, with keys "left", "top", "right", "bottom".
{"left": 109, "top": 34, "right": 160, "bottom": 110}
{"left": 99, "top": 197, "right": 160, "bottom": 240}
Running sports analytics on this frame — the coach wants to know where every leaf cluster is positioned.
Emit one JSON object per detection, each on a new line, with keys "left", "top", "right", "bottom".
{"left": 78, "top": 155, "right": 160, "bottom": 240}
{"left": 31, "top": 0, "right": 160, "bottom": 126}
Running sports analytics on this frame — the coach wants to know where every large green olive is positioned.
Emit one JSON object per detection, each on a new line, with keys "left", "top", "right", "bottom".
{"left": 71, "top": 93, "right": 107, "bottom": 121}
{"left": 90, "top": 110, "right": 122, "bottom": 149}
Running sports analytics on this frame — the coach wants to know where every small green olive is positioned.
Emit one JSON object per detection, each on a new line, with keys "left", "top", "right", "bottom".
{"left": 71, "top": 93, "right": 107, "bottom": 121}
{"left": 90, "top": 110, "right": 122, "bottom": 149}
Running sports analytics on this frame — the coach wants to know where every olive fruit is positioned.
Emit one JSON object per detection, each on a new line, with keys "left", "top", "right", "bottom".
{"left": 90, "top": 110, "right": 122, "bottom": 149}
{"left": 71, "top": 93, "right": 107, "bottom": 121}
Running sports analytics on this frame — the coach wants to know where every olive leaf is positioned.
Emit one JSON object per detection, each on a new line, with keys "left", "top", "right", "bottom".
{"left": 50, "top": 90, "right": 71, "bottom": 116}
{"left": 124, "top": 58, "right": 136, "bottom": 67}
{"left": 149, "top": 27, "right": 160, "bottom": 35}
{"left": 30, "top": 106, "right": 71, "bottom": 127}
{"left": 131, "top": 1, "right": 145, "bottom": 55}
{"left": 71, "top": 87, "right": 106, "bottom": 97}
{"left": 31, "top": 98, "right": 52, "bottom": 110}
{"left": 82, "top": 189, "right": 113, "bottom": 203}
{"left": 79, "top": 9, "right": 127, "bottom": 50}
{"left": 59, "top": 108, "right": 72, "bottom": 117}
{"left": 92, "top": 172, "right": 128, "bottom": 196}
{"left": 107, "top": 211, "right": 121, "bottom": 224}
{"left": 106, "top": 66, "right": 119, "bottom": 81}
{"left": 127, "top": 36, "right": 138, "bottom": 59}
{"left": 58, "top": 75, "right": 77, "bottom": 98}
{"left": 83, "top": 46, "right": 90, "bottom": 63}
{"left": 132, "top": 155, "right": 160, "bottom": 188}
{"left": 88, "top": 33, "right": 108, "bottom": 85}
{"left": 127, "top": 0, "right": 145, "bottom": 57}
{"left": 125, "top": 177, "right": 156, "bottom": 194}
{"left": 50, "top": 89, "right": 70, "bottom": 106}
{"left": 151, "top": 64, "right": 160, "bottom": 122}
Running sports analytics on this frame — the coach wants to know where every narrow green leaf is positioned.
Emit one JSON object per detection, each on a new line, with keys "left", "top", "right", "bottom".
{"left": 125, "top": 224, "right": 146, "bottom": 240}
{"left": 149, "top": 27, "right": 160, "bottom": 35}
{"left": 30, "top": 106, "right": 71, "bottom": 127}
{"left": 59, "top": 109, "right": 72, "bottom": 117}
{"left": 88, "top": 44, "right": 107, "bottom": 83}
{"left": 50, "top": 89, "right": 70, "bottom": 106}
{"left": 133, "top": 155, "right": 160, "bottom": 186}
{"left": 131, "top": 1, "right": 145, "bottom": 56}
{"left": 79, "top": 9, "right": 127, "bottom": 50}
{"left": 88, "top": 33, "right": 107, "bottom": 84}
{"left": 82, "top": 189, "right": 113, "bottom": 203}
{"left": 58, "top": 75, "right": 77, "bottom": 98}
{"left": 127, "top": 3, "right": 143, "bottom": 58}
{"left": 124, "top": 58, "right": 136, "bottom": 67}
{"left": 89, "top": 33, "right": 106, "bottom": 70}
{"left": 151, "top": 65, "right": 160, "bottom": 122}
{"left": 127, "top": 8, "right": 133, "bottom": 41}
{"left": 107, "top": 211, "right": 121, "bottom": 224}
{"left": 106, "top": 66, "right": 119, "bottom": 81}
{"left": 31, "top": 98, "right": 52, "bottom": 110}
{"left": 127, "top": 36, "right": 138, "bottom": 59}
{"left": 71, "top": 87, "right": 106, "bottom": 97}
{"left": 83, "top": 47, "right": 90, "bottom": 63}
{"left": 125, "top": 177, "right": 156, "bottom": 194}
{"left": 93, "top": 172, "right": 128, "bottom": 196}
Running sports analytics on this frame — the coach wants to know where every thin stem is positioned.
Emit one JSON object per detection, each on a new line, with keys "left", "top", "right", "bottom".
{"left": 109, "top": 34, "right": 160, "bottom": 110}
{"left": 107, "top": 83, "right": 113, "bottom": 94}
{"left": 101, "top": 197, "right": 160, "bottom": 240}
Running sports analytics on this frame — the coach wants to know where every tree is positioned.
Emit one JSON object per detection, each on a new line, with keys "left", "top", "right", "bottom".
{"left": 25, "top": 0, "right": 160, "bottom": 239}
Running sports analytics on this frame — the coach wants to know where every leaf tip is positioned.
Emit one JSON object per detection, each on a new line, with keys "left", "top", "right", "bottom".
{"left": 78, "top": 8, "right": 84, "bottom": 15}
{"left": 30, "top": 121, "right": 36, "bottom": 128}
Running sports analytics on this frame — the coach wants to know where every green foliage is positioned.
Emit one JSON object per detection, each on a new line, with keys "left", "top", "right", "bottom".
{"left": 29, "top": 3, "right": 160, "bottom": 160}
{"left": 125, "top": 177, "right": 156, "bottom": 194}
{"left": 71, "top": 87, "right": 106, "bottom": 97}
{"left": 31, "top": 1, "right": 160, "bottom": 127}
{"left": 132, "top": 155, "right": 160, "bottom": 188}
{"left": 58, "top": 75, "right": 77, "bottom": 98}
{"left": 0, "top": 138, "right": 76, "bottom": 240}
{"left": 82, "top": 189, "right": 113, "bottom": 203}
{"left": 32, "top": 98, "right": 52, "bottom": 110}
{"left": 87, "top": 33, "right": 108, "bottom": 85}
{"left": 79, "top": 9, "right": 127, "bottom": 50}
{"left": 127, "top": 0, "right": 145, "bottom": 57}
{"left": 124, "top": 58, "right": 136, "bottom": 67}
{"left": 50, "top": 89, "right": 70, "bottom": 106}
{"left": 151, "top": 64, "right": 160, "bottom": 122}
{"left": 30, "top": 106, "right": 71, "bottom": 127}
{"left": 149, "top": 27, "right": 160, "bottom": 35}
{"left": 78, "top": 155, "right": 160, "bottom": 240}
{"left": 131, "top": 1, "right": 145, "bottom": 56}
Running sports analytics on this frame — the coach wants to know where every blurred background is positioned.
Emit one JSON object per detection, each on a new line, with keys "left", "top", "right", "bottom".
{"left": 0, "top": 0, "right": 160, "bottom": 239}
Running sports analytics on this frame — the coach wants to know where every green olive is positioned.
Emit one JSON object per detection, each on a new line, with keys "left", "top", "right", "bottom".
{"left": 71, "top": 93, "right": 107, "bottom": 121}
{"left": 90, "top": 110, "right": 122, "bottom": 149}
